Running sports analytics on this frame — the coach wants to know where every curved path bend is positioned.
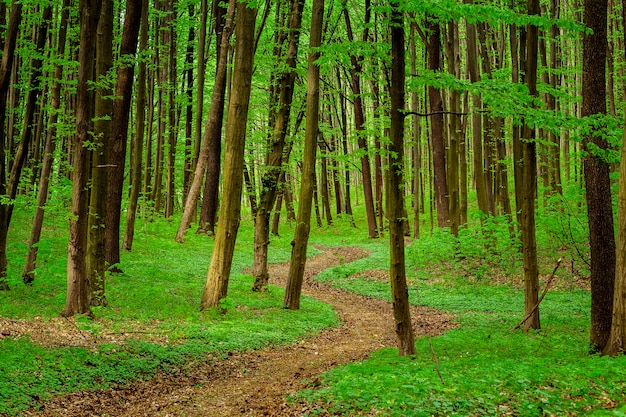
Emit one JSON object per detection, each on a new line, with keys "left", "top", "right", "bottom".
{"left": 28, "top": 246, "right": 454, "bottom": 417}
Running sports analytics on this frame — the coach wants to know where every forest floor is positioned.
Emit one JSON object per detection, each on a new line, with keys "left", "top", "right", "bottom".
{"left": 23, "top": 246, "right": 455, "bottom": 417}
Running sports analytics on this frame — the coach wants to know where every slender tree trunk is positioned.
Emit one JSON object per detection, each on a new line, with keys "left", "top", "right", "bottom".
{"left": 176, "top": 0, "right": 235, "bottom": 242}
{"left": 427, "top": 17, "right": 449, "bottom": 228}
{"left": 23, "top": 1, "right": 70, "bottom": 284}
{"left": 87, "top": 0, "right": 113, "bottom": 306}
{"left": 200, "top": 1, "right": 257, "bottom": 309}
{"left": 252, "top": 0, "right": 304, "bottom": 292}
{"left": 388, "top": 3, "right": 415, "bottom": 356}
{"left": 63, "top": 0, "right": 102, "bottom": 317}
{"left": 123, "top": 0, "right": 149, "bottom": 252}
{"left": 283, "top": 0, "right": 323, "bottom": 310}
{"left": 583, "top": 0, "right": 615, "bottom": 352}
{"left": 343, "top": 2, "right": 378, "bottom": 238}
{"left": 518, "top": 0, "right": 541, "bottom": 331}
{"left": 445, "top": 20, "right": 461, "bottom": 236}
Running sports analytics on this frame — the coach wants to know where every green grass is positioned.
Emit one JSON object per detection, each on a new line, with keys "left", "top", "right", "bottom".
{"left": 299, "top": 227, "right": 626, "bottom": 417}
{"left": 0, "top": 205, "right": 338, "bottom": 416}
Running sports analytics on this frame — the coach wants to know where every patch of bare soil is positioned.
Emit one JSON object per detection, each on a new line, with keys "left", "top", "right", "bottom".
{"left": 23, "top": 246, "right": 455, "bottom": 417}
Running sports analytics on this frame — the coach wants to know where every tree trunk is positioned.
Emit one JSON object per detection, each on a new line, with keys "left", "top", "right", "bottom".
{"left": 123, "top": 0, "right": 149, "bottom": 252}
{"left": 200, "top": 1, "right": 257, "bottom": 309}
{"left": 176, "top": 0, "right": 235, "bottom": 242}
{"left": 427, "top": 17, "right": 449, "bottom": 229}
{"left": 445, "top": 20, "right": 461, "bottom": 236}
{"left": 519, "top": 0, "right": 541, "bottom": 331}
{"left": 583, "top": 0, "right": 615, "bottom": 352}
{"left": 252, "top": 0, "right": 304, "bottom": 292}
{"left": 63, "top": 0, "right": 102, "bottom": 317}
{"left": 388, "top": 3, "right": 416, "bottom": 356}
{"left": 283, "top": 0, "right": 323, "bottom": 310}
{"left": 343, "top": 2, "right": 378, "bottom": 238}
{"left": 87, "top": 0, "right": 113, "bottom": 306}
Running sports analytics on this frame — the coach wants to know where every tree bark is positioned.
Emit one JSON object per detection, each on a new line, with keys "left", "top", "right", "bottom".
{"left": 519, "top": 0, "right": 541, "bottom": 331}
{"left": 343, "top": 1, "right": 378, "bottom": 238}
{"left": 87, "top": 0, "right": 113, "bottom": 306}
{"left": 388, "top": 3, "right": 416, "bottom": 356}
{"left": 201, "top": 1, "right": 257, "bottom": 309}
{"left": 583, "top": 0, "right": 615, "bottom": 352}
{"left": 176, "top": 0, "right": 235, "bottom": 242}
{"left": 283, "top": 0, "right": 323, "bottom": 310}
{"left": 252, "top": 0, "right": 304, "bottom": 292}
{"left": 62, "top": 0, "right": 102, "bottom": 317}
{"left": 427, "top": 16, "right": 449, "bottom": 228}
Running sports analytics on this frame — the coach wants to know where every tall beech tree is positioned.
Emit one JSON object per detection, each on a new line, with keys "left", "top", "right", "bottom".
{"left": 283, "top": 0, "right": 323, "bottom": 310}
{"left": 63, "top": 0, "right": 102, "bottom": 317}
{"left": 176, "top": 0, "right": 235, "bottom": 242}
{"left": 517, "top": 0, "right": 541, "bottom": 331}
{"left": 343, "top": 0, "right": 378, "bottom": 238}
{"left": 252, "top": 0, "right": 305, "bottom": 292}
{"left": 201, "top": 0, "right": 257, "bottom": 309}
{"left": 105, "top": 0, "right": 143, "bottom": 268}
{"left": 583, "top": 0, "right": 615, "bottom": 352}
{"left": 388, "top": 1, "right": 416, "bottom": 356}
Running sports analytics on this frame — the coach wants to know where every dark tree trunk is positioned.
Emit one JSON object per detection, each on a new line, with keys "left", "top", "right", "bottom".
{"left": 62, "top": 0, "right": 102, "bottom": 317}
{"left": 388, "top": 2, "right": 416, "bottom": 356}
{"left": 583, "top": 0, "right": 615, "bottom": 352}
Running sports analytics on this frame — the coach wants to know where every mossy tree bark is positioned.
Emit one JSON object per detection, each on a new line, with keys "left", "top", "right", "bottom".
{"left": 388, "top": 1, "right": 416, "bottom": 356}
{"left": 201, "top": 0, "right": 257, "bottom": 310}
{"left": 283, "top": 0, "right": 323, "bottom": 310}
{"left": 252, "top": 0, "right": 305, "bottom": 292}
{"left": 63, "top": 0, "right": 102, "bottom": 318}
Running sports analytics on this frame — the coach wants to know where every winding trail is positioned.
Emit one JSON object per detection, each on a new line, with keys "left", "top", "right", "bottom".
{"left": 26, "top": 247, "right": 454, "bottom": 417}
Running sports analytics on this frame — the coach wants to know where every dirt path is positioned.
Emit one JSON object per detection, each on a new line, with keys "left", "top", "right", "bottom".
{"left": 26, "top": 247, "right": 454, "bottom": 417}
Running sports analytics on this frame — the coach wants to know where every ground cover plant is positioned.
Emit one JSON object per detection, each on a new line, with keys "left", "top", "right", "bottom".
{"left": 300, "top": 216, "right": 626, "bottom": 416}
{"left": 0, "top": 205, "right": 338, "bottom": 416}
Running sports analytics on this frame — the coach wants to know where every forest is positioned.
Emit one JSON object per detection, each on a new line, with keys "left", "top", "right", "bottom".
{"left": 2, "top": 0, "right": 626, "bottom": 414}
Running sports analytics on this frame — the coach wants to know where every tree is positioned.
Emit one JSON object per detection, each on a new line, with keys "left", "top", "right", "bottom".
{"left": 252, "top": 0, "right": 305, "bottom": 292}
{"left": 388, "top": 1, "right": 416, "bottom": 356}
{"left": 63, "top": 0, "right": 102, "bottom": 317}
{"left": 201, "top": 0, "right": 257, "bottom": 310}
{"left": 583, "top": 0, "right": 615, "bottom": 352}
{"left": 283, "top": 0, "right": 324, "bottom": 310}
{"left": 105, "top": 0, "right": 143, "bottom": 268}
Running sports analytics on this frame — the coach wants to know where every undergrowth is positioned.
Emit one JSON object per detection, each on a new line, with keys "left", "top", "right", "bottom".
{"left": 0, "top": 207, "right": 337, "bottom": 416}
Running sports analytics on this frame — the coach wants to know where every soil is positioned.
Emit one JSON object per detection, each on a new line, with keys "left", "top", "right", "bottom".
{"left": 19, "top": 246, "right": 455, "bottom": 417}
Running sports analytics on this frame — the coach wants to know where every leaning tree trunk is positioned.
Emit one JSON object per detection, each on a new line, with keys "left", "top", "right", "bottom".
{"left": 175, "top": 0, "right": 235, "bottom": 242}
{"left": 283, "top": 0, "right": 324, "bottom": 310}
{"left": 388, "top": 2, "right": 416, "bottom": 356}
{"left": 583, "top": 0, "right": 615, "bottom": 352}
{"left": 200, "top": 1, "right": 257, "bottom": 310}
{"left": 251, "top": 0, "right": 304, "bottom": 292}
{"left": 62, "top": 0, "right": 101, "bottom": 318}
